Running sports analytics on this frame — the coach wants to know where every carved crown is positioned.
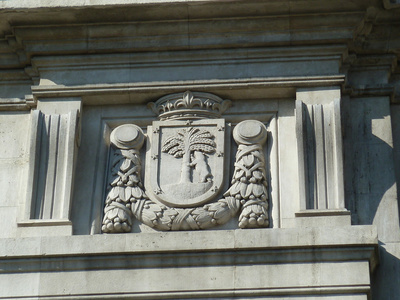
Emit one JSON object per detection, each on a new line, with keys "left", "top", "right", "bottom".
{"left": 148, "top": 91, "right": 231, "bottom": 120}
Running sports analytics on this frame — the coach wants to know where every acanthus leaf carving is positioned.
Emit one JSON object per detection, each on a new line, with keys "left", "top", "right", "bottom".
{"left": 225, "top": 120, "right": 269, "bottom": 228}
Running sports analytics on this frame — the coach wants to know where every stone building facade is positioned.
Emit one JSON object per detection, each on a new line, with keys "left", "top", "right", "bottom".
{"left": 0, "top": 0, "right": 399, "bottom": 299}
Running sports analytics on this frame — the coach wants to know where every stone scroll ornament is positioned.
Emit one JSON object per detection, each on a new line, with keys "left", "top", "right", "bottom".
{"left": 102, "top": 91, "right": 269, "bottom": 233}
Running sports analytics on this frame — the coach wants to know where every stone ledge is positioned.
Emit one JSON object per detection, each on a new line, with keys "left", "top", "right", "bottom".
{"left": 295, "top": 209, "right": 351, "bottom": 217}
{"left": 0, "top": 0, "right": 372, "bottom": 12}
{"left": 9, "top": 288, "right": 369, "bottom": 300}
{"left": 17, "top": 219, "right": 72, "bottom": 227}
{"left": 0, "top": 245, "right": 377, "bottom": 273}
{"left": 0, "top": 226, "right": 377, "bottom": 258}
{"left": 0, "top": 0, "right": 213, "bottom": 9}
{"left": 0, "top": 226, "right": 378, "bottom": 300}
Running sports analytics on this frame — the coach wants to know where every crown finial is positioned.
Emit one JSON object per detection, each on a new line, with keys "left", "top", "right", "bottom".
{"left": 148, "top": 91, "right": 231, "bottom": 120}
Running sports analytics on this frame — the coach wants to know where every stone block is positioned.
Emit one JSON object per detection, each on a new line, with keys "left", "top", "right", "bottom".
{"left": 0, "top": 112, "right": 29, "bottom": 159}
{"left": 295, "top": 214, "right": 351, "bottom": 228}
{"left": 0, "top": 207, "right": 18, "bottom": 238}
{"left": 0, "top": 273, "right": 40, "bottom": 299}
{"left": 0, "top": 161, "right": 27, "bottom": 207}
{"left": 17, "top": 221, "right": 73, "bottom": 237}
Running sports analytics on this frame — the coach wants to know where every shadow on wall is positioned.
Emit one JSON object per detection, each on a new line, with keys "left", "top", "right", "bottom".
{"left": 371, "top": 242, "right": 400, "bottom": 300}
{"left": 342, "top": 97, "right": 400, "bottom": 299}
{"left": 266, "top": 129, "right": 274, "bottom": 228}
{"left": 391, "top": 104, "right": 400, "bottom": 239}
{"left": 343, "top": 97, "right": 399, "bottom": 238}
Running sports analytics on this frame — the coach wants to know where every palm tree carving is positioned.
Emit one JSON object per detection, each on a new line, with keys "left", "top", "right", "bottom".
{"left": 162, "top": 127, "right": 216, "bottom": 184}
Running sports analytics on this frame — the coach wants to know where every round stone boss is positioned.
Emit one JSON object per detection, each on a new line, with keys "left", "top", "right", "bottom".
{"left": 233, "top": 120, "right": 267, "bottom": 145}
{"left": 110, "top": 124, "right": 145, "bottom": 149}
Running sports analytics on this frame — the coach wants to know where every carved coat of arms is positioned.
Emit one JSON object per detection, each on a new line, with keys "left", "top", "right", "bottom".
{"left": 102, "top": 91, "right": 269, "bottom": 233}
{"left": 146, "top": 118, "right": 226, "bottom": 208}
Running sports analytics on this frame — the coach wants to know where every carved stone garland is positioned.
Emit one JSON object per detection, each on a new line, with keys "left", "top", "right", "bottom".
{"left": 102, "top": 120, "right": 269, "bottom": 233}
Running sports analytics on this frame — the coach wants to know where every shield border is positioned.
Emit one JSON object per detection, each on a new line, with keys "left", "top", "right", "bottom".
{"left": 145, "top": 119, "right": 227, "bottom": 208}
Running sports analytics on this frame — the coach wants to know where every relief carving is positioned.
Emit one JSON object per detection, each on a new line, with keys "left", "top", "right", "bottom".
{"left": 227, "top": 120, "right": 269, "bottom": 228}
{"left": 102, "top": 91, "right": 269, "bottom": 233}
{"left": 102, "top": 124, "right": 146, "bottom": 233}
{"left": 161, "top": 127, "right": 215, "bottom": 196}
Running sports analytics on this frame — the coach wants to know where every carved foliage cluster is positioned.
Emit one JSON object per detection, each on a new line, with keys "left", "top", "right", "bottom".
{"left": 102, "top": 145, "right": 240, "bottom": 232}
{"left": 162, "top": 127, "right": 216, "bottom": 158}
{"left": 224, "top": 144, "right": 269, "bottom": 228}
{"left": 102, "top": 149, "right": 146, "bottom": 233}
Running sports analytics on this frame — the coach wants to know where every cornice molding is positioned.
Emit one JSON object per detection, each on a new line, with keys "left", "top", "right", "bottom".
{"left": 11, "top": 13, "right": 362, "bottom": 58}
{"left": 0, "top": 2, "right": 368, "bottom": 71}
{"left": 0, "top": 96, "right": 35, "bottom": 111}
{"left": 27, "top": 45, "right": 347, "bottom": 88}
{"left": 30, "top": 75, "right": 345, "bottom": 104}
{"left": 31, "top": 45, "right": 348, "bottom": 69}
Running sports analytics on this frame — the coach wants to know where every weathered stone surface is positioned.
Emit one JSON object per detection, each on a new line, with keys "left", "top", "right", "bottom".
{"left": 343, "top": 97, "right": 400, "bottom": 242}
{"left": 0, "top": 227, "right": 378, "bottom": 299}
{"left": 0, "top": 113, "right": 30, "bottom": 238}
{"left": 101, "top": 94, "right": 270, "bottom": 232}
{"left": 296, "top": 87, "right": 345, "bottom": 213}
{"left": 0, "top": 0, "right": 399, "bottom": 299}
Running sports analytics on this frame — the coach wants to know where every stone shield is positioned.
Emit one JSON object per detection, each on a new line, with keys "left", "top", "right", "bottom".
{"left": 145, "top": 119, "right": 226, "bottom": 208}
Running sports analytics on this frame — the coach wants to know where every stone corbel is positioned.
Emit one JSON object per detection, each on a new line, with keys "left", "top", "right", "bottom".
{"left": 295, "top": 87, "right": 350, "bottom": 226}
{"left": 18, "top": 98, "right": 81, "bottom": 236}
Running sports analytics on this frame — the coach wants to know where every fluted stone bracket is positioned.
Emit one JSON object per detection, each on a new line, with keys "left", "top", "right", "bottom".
{"left": 295, "top": 87, "right": 350, "bottom": 224}
{"left": 102, "top": 118, "right": 269, "bottom": 233}
{"left": 18, "top": 100, "right": 81, "bottom": 235}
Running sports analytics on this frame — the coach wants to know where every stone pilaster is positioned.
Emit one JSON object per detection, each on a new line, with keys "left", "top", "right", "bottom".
{"left": 18, "top": 98, "right": 81, "bottom": 236}
{"left": 295, "top": 87, "right": 350, "bottom": 226}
